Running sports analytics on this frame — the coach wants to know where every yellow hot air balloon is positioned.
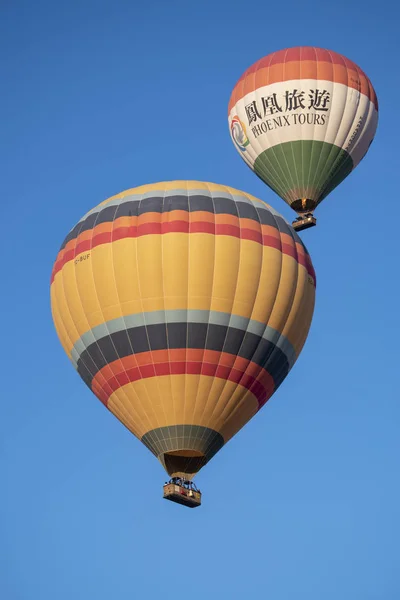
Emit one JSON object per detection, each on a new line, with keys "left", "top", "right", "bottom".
{"left": 50, "top": 181, "right": 316, "bottom": 507}
{"left": 228, "top": 47, "right": 378, "bottom": 231}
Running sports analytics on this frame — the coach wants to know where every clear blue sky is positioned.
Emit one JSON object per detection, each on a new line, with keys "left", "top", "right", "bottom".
{"left": 1, "top": 1, "right": 399, "bottom": 598}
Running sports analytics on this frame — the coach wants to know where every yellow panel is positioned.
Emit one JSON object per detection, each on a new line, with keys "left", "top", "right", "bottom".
{"left": 90, "top": 243, "right": 122, "bottom": 312}
{"left": 59, "top": 253, "right": 98, "bottom": 336}
{"left": 76, "top": 254, "right": 115, "bottom": 335}
{"left": 57, "top": 263, "right": 90, "bottom": 350}
{"left": 242, "top": 245, "right": 282, "bottom": 324}
{"left": 50, "top": 287, "right": 73, "bottom": 359}
{"left": 194, "top": 373, "right": 260, "bottom": 435}
{"left": 51, "top": 281, "right": 75, "bottom": 356}
{"left": 189, "top": 373, "right": 216, "bottom": 423}
{"left": 106, "top": 375, "right": 259, "bottom": 441}
{"left": 231, "top": 238, "right": 263, "bottom": 318}
{"left": 136, "top": 235, "right": 164, "bottom": 300}
{"left": 219, "top": 389, "right": 260, "bottom": 442}
{"left": 188, "top": 233, "right": 215, "bottom": 303}
{"left": 168, "top": 367, "right": 186, "bottom": 421}
{"left": 162, "top": 233, "right": 189, "bottom": 300}
{"left": 263, "top": 253, "right": 298, "bottom": 334}
{"left": 106, "top": 384, "right": 154, "bottom": 440}
{"left": 281, "top": 270, "right": 315, "bottom": 355}
{"left": 209, "top": 235, "right": 240, "bottom": 315}
{"left": 112, "top": 237, "right": 141, "bottom": 306}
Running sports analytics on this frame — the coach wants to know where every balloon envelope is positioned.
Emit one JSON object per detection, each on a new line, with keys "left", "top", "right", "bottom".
{"left": 50, "top": 181, "right": 316, "bottom": 478}
{"left": 228, "top": 47, "right": 378, "bottom": 214}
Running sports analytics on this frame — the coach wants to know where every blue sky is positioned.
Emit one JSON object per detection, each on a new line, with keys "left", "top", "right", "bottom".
{"left": 1, "top": 1, "right": 399, "bottom": 598}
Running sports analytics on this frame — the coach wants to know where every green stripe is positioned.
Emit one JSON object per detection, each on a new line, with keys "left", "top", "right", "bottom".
{"left": 141, "top": 425, "right": 224, "bottom": 476}
{"left": 254, "top": 140, "right": 353, "bottom": 209}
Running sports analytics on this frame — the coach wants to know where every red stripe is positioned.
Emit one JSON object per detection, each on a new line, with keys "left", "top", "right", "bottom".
{"left": 265, "top": 47, "right": 362, "bottom": 69}
{"left": 281, "top": 241, "right": 296, "bottom": 260}
{"left": 93, "top": 359, "right": 273, "bottom": 410}
{"left": 228, "top": 46, "right": 378, "bottom": 113}
{"left": 51, "top": 220, "right": 315, "bottom": 285}
{"left": 190, "top": 222, "right": 215, "bottom": 234}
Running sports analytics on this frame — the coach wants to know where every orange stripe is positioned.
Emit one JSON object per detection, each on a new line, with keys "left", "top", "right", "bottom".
{"left": 63, "top": 237, "right": 78, "bottom": 255}
{"left": 229, "top": 48, "right": 377, "bottom": 113}
{"left": 113, "top": 215, "right": 134, "bottom": 228}
{"left": 137, "top": 212, "right": 161, "bottom": 225}
{"left": 162, "top": 210, "right": 190, "bottom": 222}
{"left": 189, "top": 211, "right": 216, "bottom": 224}
{"left": 216, "top": 213, "right": 239, "bottom": 227}
{"left": 237, "top": 217, "right": 261, "bottom": 232}
{"left": 261, "top": 224, "right": 280, "bottom": 240}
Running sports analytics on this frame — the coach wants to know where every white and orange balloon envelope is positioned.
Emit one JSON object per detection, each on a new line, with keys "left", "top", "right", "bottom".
{"left": 228, "top": 47, "right": 378, "bottom": 214}
{"left": 50, "top": 182, "right": 316, "bottom": 478}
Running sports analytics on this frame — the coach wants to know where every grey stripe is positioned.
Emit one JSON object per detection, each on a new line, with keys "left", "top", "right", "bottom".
{"left": 71, "top": 309, "right": 296, "bottom": 370}
{"left": 72, "top": 187, "right": 282, "bottom": 230}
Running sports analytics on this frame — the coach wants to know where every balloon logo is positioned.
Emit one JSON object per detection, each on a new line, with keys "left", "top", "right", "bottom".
{"left": 231, "top": 115, "right": 250, "bottom": 152}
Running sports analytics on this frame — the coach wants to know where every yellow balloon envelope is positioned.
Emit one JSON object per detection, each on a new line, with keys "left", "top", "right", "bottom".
{"left": 50, "top": 181, "right": 316, "bottom": 479}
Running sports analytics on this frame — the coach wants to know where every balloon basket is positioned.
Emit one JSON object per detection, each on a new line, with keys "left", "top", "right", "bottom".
{"left": 292, "top": 214, "right": 317, "bottom": 232}
{"left": 163, "top": 478, "right": 202, "bottom": 508}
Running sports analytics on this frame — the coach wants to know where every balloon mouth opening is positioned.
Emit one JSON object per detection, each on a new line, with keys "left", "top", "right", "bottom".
{"left": 291, "top": 198, "right": 317, "bottom": 214}
{"left": 162, "top": 450, "right": 207, "bottom": 478}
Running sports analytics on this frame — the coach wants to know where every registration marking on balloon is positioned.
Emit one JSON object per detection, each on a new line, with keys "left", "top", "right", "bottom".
{"left": 74, "top": 252, "right": 91, "bottom": 266}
